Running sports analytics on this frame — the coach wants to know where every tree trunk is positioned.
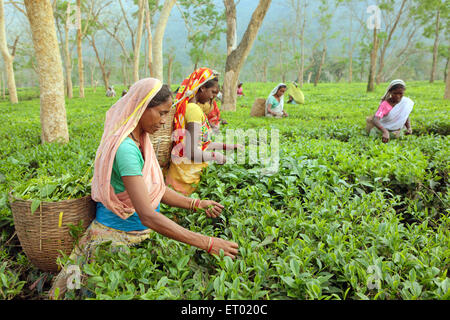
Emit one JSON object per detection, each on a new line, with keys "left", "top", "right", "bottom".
{"left": 367, "top": 28, "right": 379, "bottom": 92}
{"left": 376, "top": 0, "right": 406, "bottom": 85}
{"left": 144, "top": 0, "right": 153, "bottom": 77}
{"left": 24, "top": 0, "right": 69, "bottom": 143}
{"left": 133, "top": 0, "right": 145, "bottom": 84}
{"left": 445, "top": 47, "right": 450, "bottom": 99}
{"left": 64, "top": 10, "right": 73, "bottom": 99}
{"left": 314, "top": 44, "right": 326, "bottom": 87}
{"left": 167, "top": 55, "right": 173, "bottom": 88}
{"left": 0, "top": 70, "right": 3, "bottom": 99}
{"left": 222, "top": 0, "right": 272, "bottom": 111}
{"left": 151, "top": 0, "right": 176, "bottom": 81}
{"left": 90, "top": 35, "right": 109, "bottom": 91}
{"left": 76, "top": 0, "right": 84, "bottom": 98}
{"left": 430, "top": 8, "right": 440, "bottom": 83}
{"left": 348, "top": 14, "right": 353, "bottom": 83}
{"left": 0, "top": 0, "right": 18, "bottom": 104}
{"left": 121, "top": 58, "right": 128, "bottom": 88}
{"left": 444, "top": 56, "right": 449, "bottom": 83}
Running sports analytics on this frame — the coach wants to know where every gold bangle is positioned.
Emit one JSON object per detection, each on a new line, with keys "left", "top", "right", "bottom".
{"left": 206, "top": 237, "right": 212, "bottom": 252}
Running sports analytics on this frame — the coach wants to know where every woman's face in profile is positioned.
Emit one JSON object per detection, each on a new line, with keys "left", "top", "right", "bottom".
{"left": 140, "top": 97, "right": 173, "bottom": 134}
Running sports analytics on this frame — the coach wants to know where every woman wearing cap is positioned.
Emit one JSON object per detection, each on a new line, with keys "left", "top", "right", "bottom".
{"left": 366, "top": 80, "right": 414, "bottom": 143}
{"left": 49, "top": 78, "right": 238, "bottom": 299}
{"left": 166, "top": 68, "right": 242, "bottom": 196}
{"left": 266, "top": 83, "right": 288, "bottom": 118}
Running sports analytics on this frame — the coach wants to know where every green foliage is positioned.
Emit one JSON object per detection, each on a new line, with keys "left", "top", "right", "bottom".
{"left": 0, "top": 82, "right": 448, "bottom": 300}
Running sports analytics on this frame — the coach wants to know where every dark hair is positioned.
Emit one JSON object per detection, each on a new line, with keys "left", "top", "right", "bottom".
{"left": 147, "top": 84, "right": 173, "bottom": 108}
{"left": 389, "top": 84, "right": 405, "bottom": 92}
{"left": 277, "top": 85, "right": 287, "bottom": 92}
{"left": 203, "top": 77, "right": 219, "bottom": 89}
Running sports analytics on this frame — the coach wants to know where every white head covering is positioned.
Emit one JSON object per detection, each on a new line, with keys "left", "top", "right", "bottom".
{"left": 381, "top": 79, "right": 406, "bottom": 102}
{"left": 266, "top": 83, "right": 286, "bottom": 115}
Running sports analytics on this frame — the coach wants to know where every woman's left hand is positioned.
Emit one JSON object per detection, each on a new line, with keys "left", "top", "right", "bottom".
{"left": 198, "top": 200, "right": 224, "bottom": 218}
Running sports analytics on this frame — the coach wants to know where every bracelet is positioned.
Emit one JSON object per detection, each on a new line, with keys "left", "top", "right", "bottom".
{"left": 189, "top": 198, "right": 195, "bottom": 211}
{"left": 222, "top": 144, "right": 227, "bottom": 151}
{"left": 194, "top": 199, "right": 201, "bottom": 212}
{"left": 207, "top": 237, "right": 214, "bottom": 253}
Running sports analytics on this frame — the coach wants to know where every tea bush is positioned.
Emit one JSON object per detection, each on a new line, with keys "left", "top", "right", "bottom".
{"left": 0, "top": 82, "right": 448, "bottom": 300}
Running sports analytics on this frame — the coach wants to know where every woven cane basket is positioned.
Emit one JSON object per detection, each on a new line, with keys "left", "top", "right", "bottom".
{"left": 9, "top": 194, "right": 95, "bottom": 273}
{"left": 250, "top": 98, "right": 266, "bottom": 117}
{"left": 149, "top": 105, "right": 177, "bottom": 169}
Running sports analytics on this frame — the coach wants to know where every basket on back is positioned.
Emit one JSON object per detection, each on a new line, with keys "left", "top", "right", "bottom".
{"left": 9, "top": 194, "right": 95, "bottom": 273}
{"left": 250, "top": 98, "right": 266, "bottom": 117}
{"left": 149, "top": 105, "right": 176, "bottom": 169}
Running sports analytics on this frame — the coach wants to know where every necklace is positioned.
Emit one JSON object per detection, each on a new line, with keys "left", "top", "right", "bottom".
{"left": 130, "top": 132, "right": 140, "bottom": 145}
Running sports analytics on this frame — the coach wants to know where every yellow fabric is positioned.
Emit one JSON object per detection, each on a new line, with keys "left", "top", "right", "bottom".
{"left": 197, "top": 101, "right": 213, "bottom": 115}
{"left": 165, "top": 160, "right": 209, "bottom": 196}
{"left": 287, "top": 83, "right": 305, "bottom": 104}
{"left": 185, "top": 103, "right": 206, "bottom": 124}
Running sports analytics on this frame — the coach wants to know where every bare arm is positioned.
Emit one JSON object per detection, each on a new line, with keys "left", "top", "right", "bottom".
{"left": 185, "top": 122, "right": 226, "bottom": 164}
{"left": 405, "top": 117, "right": 412, "bottom": 134}
{"left": 161, "top": 186, "right": 224, "bottom": 218}
{"left": 122, "top": 175, "right": 238, "bottom": 258}
{"left": 372, "top": 115, "right": 390, "bottom": 143}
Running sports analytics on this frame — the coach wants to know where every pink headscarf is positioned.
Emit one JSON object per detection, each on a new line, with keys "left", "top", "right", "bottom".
{"left": 91, "top": 78, "right": 166, "bottom": 219}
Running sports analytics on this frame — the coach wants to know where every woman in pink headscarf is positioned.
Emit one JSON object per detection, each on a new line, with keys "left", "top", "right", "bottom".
{"left": 49, "top": 78, "right": 238, "bottom": 299}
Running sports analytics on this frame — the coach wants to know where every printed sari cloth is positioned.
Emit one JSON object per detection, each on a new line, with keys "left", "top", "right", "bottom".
{"left": 91, "top": 78, "right": 166, "bottom": 219}
{"left": 265, "top": 83, "right": 286, "bottom": 116}
{"left": 379, "top": 96, "right": 414, "bottom": 131}
{"left": 49, "top": 220, "right": 151, "bottom": 299}
{"left": 166, "top": 68, "right": 218, "bottom": 195}
{"left": 207, "top": 100, "right": 221, "bottom": 127}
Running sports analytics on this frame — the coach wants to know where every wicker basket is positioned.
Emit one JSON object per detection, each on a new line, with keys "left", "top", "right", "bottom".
{"left": 149, "top": 105, "right": 176, "bottom": 169}
{"left": 9, "top": 194, "right": 95, "bottom": 273}
{"left": 250, "top": 98, "right": 267, "bottom": 117}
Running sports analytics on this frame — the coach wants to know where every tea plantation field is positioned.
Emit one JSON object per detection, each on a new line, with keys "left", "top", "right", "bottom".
{"left": 0, "top": 82, "right": 448, "bottom": 300}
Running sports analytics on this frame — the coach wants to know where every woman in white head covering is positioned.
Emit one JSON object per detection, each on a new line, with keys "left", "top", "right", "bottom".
{"left": 266, "top": 83, "right": 288, "bottom": 118}
{"left": 366, "top": 79, "right": 414, "bottom": 143}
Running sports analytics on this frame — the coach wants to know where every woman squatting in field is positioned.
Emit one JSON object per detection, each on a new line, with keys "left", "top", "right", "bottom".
{"left": 366, "top": 79, "right": 414, "bottom": 143}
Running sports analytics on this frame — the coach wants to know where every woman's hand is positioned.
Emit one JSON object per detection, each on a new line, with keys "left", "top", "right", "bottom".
{"left": 382, "top": 130, "right": 390, "bottom": 143}
{"left": 208, "top": 237, "right": 239, "bottom": 260}
{"left": 198, "top": 200, "right": 224, "bottom": 218}
{"left": 234, "top": 144, "right": 244, "bottom": 151}
{"left": 213, "top": 152, "right": 227, "bottom": 165}
{"left": 405, "top": 128, "right": 413, "bottom": 135}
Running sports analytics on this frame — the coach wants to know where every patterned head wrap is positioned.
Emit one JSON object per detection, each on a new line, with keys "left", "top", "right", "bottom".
{"left": 171, "top": 67, "right": 219, "bottom": 158}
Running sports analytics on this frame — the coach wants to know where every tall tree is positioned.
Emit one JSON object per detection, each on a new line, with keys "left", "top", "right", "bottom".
{"left": 222, "top": 0, "right": 272, "bottom": 112}
{"left": 445, "top": 47, "right": 450, "bottom": 99}
{"left": 178, "top": 0, "right": 226, "bottom": 71}
{"left": 24, "top": 0, "right": 69, "bottom": 143}
{"left": 76, "top": 0, "right": 84, "bottom": 97}
{"left": 133, "top": 0, "right": 145, "bottom": 83}
{"left": 151, "top": 0, "right": 176, "bottom": 81}
{"left": 367, "top": 27, "right": 380, "bottom": 92}
{"left": 375, "top": 0, "right": 408, "bottom": 85}
{"left": 54, "top": 1, "right": 77, "bottom": 99}
{"left": 412, "top": 0, "right": 449, "bottom": 83}
{"left": 0, "top": 0, "right": 18, "bottom": 103}
{"left": 313, "top": 0, "right": 335, "bottom": 87}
